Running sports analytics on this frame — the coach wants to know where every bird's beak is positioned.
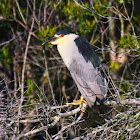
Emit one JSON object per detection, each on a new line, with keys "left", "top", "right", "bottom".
{"left": 42, "top": 37, "right": 57, "bottom": 46}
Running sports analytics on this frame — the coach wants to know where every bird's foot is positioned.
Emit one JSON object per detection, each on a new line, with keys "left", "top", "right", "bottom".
{"left": 66, "top": 96, "right": 87, "bottom": 112}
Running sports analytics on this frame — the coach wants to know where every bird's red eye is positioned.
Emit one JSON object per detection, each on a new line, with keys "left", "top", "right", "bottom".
{"left": 61, "top": 34, "right": 64, "bottom": 37}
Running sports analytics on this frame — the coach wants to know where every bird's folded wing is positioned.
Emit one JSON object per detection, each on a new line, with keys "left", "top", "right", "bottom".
{"left": 70, "top": 72, "right": 97, "bottom": 107}
{"left": 69, "top": 58, "right": 107, "bottom": 107}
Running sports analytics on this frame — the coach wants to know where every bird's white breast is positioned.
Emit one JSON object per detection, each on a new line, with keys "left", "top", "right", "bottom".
{"left": 57, "top": 34, "right": 79, "bottom": 68}
{"left": 57, "top": 42, "right": 74, "bottom": 67}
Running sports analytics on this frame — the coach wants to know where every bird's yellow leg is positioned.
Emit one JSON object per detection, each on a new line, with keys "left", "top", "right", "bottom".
{"left": 66, "top": 95, "right": 88, "bottom": 112}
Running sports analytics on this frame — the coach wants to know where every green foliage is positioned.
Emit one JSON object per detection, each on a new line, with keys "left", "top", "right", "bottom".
{"left": 92, "top": 0, "right": 109, "bottom": 17}
{"left": 38, "top": 26, "right": 57, "bottom": 41}
{"left": 61, "top": 0, "right": 96, "bottom": 34}
{"left": 27, "top": 79, "right": 33, "bottom": 95}
{"left": 0, "top": 46, "right": 11, "bottom": 69}
{"left": 0, "top": 0, "right": 12, "bottom": 17}
{"left": 119, "top": 35, "right": 136, "bottom": 49}
{"left": 115, "top": 0, "right": 132, "bottom": 4}
{"left": 122, "top": 82, "right": 130, "bottom": 91}
{"left": 109, "top": 61, "right": 122, "bottom": 70}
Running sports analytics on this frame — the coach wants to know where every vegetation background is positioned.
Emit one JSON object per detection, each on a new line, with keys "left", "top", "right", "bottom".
{"left": 0, "top": 0, "right": 139, "bottom": 139}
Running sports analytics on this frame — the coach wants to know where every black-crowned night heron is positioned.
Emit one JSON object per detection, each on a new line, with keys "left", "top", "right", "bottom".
{"left": 42, "top": 30, "right": 107, "bottom": 111}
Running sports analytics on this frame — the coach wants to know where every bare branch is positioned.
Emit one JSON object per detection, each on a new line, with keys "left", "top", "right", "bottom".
{"left": 20, "top": 0, "right": 36, "bottom": 115}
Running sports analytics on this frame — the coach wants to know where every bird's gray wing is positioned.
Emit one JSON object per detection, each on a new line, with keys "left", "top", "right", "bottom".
{"left": 70, "top": 72, "right": 97, "bottom": 107}
{"left": 70, "top": 61, "right": 106, "bottom": 107}
{"left": 68, "top": 37, "right": 107, "bottom": 107}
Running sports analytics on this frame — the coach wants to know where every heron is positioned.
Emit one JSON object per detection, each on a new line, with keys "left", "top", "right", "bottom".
{"left": 42, "top": 30, "right": 107, "bottom": 111}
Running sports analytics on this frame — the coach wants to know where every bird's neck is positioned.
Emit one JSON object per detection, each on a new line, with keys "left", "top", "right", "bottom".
{"left": 57, "top": 42, "right": 75, "bottom": 68}
{"left": 57, "top": 34, "right": 79, "bottom": 68}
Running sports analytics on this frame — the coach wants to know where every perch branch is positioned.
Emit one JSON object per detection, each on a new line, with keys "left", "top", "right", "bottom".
{"left": 18, "top": 106, "right": 81, "bottom": 138}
